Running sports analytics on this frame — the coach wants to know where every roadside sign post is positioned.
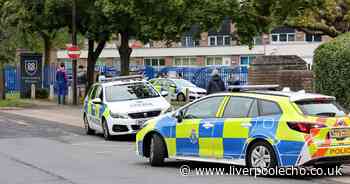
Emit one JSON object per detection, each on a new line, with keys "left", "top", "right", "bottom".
{"left": 67, "top": 45, "right": 80, "bottom": 105}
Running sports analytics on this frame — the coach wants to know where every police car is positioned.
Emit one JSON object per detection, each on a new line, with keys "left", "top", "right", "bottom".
{"left": 149, "top": 78, "right": 206, "bottom": 101}
{"left": 136, "top": 88, "right": 350, "bottom": 169}
{"left": 83, "top": 75, "right": 171, "bottom": 140}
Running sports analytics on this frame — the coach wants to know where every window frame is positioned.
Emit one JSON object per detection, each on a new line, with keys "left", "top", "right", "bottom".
{"left": 305, "top": 34, "right": 322, "bottom": 42}
{"left": 143, "top": 57, "right": 166, "bottom": 68}
{"left": 208, "top": 35, "right": 231, "bottom": 46}
{"left": 271, "top": 33, "right": 296, "bottom": 43}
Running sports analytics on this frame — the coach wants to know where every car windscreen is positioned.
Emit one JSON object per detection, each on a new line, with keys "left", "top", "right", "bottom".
{"left": 105, "top": 83, "right": 159, "bottom": 102}
{"left": 173, "top": 79, "right": 196, "bottom": 87}
{"left": 296, "top": 100, "right": 347, "bottom": 117}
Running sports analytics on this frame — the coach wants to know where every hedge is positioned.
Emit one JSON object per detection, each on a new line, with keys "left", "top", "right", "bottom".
{"left": 314, "top": 32, "right": 350, "bottom": 109}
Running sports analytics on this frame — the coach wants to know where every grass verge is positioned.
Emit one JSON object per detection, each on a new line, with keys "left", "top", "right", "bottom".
{"left": 0, "top": 92, "right": 33, "bottom": 108}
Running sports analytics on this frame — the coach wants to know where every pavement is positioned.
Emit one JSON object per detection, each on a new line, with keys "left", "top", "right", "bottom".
{"left": 0, "top": 100, "right": 84, "bottom": 128}
{"left": 1, "top": 100, "right": 350, "bottom": 184}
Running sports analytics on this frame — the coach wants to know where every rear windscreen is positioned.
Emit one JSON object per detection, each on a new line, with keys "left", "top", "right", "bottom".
{"left": 296, "top": 100, "right": 347, "bottom": 117}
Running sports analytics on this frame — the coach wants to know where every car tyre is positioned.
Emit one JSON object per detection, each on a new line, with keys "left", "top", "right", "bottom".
{"left": 84, "top": 114, "right": 95, "bottom": 135}
{"left": 102, "top": 119, "right": 112, "bottom": 140}
{"left": 177, "top": 93, "right": 186, "bottom": 102}
{"left": 149, "top": 134, "right": 166, "bottom": 166}
{"left": 247, "top": 141, "right": 277, "bottom": 169}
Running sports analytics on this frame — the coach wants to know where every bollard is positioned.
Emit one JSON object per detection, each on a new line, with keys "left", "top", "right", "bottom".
{"left": 67, "top": 86, "right": 73, "bottom": 104}
{"left": 185, "top": 88, "right": 190, "bottom": 103}
{"left": 31, "top": 84, "right": 36, "bottom": 99}
{"left": 49, "top": 84, "right": 54, "bottom": 101}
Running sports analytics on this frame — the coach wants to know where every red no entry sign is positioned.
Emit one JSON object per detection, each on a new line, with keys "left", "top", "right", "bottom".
{"left": 67, "top": 45, "right": 81, "bottom": 59}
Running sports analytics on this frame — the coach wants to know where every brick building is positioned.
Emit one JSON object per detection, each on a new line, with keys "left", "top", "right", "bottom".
{"left": 55, "top": 21, "right": 329, "bottom": 72}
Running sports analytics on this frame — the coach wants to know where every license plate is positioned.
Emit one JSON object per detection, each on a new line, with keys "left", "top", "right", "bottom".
{"left": 137, "top": 119, "right": 148, "bottom": 125}
{"left": 330, "top": 128, "right": 350, "bottom": 139}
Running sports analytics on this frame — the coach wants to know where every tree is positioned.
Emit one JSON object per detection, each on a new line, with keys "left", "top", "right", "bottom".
{"left": 96, "top": 0, "right": 238, "bottom": 76}
{"left": 8, "top": 0, "right": 70, "bottom": 66}
{"left": 248, "top": 0, "right": 350, "bottom": 37}
{"left": 73, "top": 0, "right": 112, "bottom": 91}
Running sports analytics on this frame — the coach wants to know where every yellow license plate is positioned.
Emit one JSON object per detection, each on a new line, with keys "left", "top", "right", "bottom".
{"left": 330, "top": 128, "right": 350, "bottom": 139}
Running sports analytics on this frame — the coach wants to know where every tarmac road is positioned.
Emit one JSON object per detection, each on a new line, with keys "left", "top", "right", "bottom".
{"left": 0, "top": 111, "right": 349, "bottom": 184}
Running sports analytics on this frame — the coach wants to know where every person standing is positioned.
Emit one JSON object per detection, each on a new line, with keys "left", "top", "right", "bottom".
{"left": 207, "top": 69, "right": 226, "bottom": 94}
{"left": 56, "top": 63, "right": 68, "bottom": 104}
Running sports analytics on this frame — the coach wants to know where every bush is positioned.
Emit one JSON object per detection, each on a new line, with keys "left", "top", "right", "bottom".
{"left": 36, "top": 88, "right": 49, "bottom": 99}
{"left": 314, "top": 32, "right": 350, "bottom": 108}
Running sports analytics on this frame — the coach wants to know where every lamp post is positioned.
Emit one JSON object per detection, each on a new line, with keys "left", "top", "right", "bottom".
{"left": 72, "top": 0, "right": 77, "bottom": 105}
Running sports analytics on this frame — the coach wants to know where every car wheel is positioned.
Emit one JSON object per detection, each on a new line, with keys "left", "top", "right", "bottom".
{"left": 177, "top": 93, "right": 186, "bottom": 102}
{"left": 247, "top": 141, "right": 277, "bottom": 169}
{"left": 149, "top": 134, "right": 166, "bottom": 166}
{"left": 84, "top": 114, "right": 95, "bottom": 135}
{"left": 102, "top": 119, "right": 112, "bottom": 140}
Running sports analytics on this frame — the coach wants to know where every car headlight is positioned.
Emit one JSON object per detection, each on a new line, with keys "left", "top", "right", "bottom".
{"left": 110, "top": 111, "right": 129, "bottom": 119}
{"left": 189, "top": 91, "right": 196, "bottom": 95}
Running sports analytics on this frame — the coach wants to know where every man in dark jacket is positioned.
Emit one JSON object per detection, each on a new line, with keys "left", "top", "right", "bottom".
{"left": 207, "top": 69, "right": 226, "bottom": 94}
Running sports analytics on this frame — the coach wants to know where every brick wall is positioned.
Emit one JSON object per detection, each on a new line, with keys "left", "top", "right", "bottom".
{"left": 248, "top": 55, "right": 314, "bottom": 92}
{"left": 197, "top": 56, "right": 205, "bottom": 65}
{"left": 199, "top": 32, "right": 209, "bottom": 47}
{"left": 295, "top": 31, "right": 305, "bottom": 42}
{"left": 165, "top": 57, "right": 173, "bottom": 66}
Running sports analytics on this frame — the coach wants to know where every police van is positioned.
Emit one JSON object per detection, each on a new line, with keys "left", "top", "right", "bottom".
{"left": 83, "top": 75, "right": 171, "bottom": 140}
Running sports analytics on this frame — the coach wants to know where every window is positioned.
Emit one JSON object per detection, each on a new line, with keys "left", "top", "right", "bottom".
{"left": 184, "top": 96, "right": 225, "bottom": 119}
{"left": 271, "top": 34, "right": 278, "bottom": 42}
{"left": 305, "top": 34, "right": 322, "bottom": 42}
{"left": 206, "top": 56, "right": 223, "bottom": 66}
{"left": 105, "top": 83, "right": 159, "bottom": 102}
{"left": 224, "top": 36, "right": 231, "bottom": 45}
{"left": 208, "top": 35, "right": 230, "bottom": 46}
{"left": 223, "top": 97, "right": 254, "bottom": 118}
{"left": 182, "top": 36, "right": 198, "bottom": 47}
{"left": 296, "top": 100, "right": 346, "bottom": 117}
{"left": 174, "top": 57, "right": 199, "bottom": 66}
{"left": 240, "top": 56, "right": 255, "bottom": 68}
{"left": 259, "top": 100, "right": 282, "bottom": 116}
{"left": 271, "top": 27, "right": 296, "bottom": 43}
{"left": 253, "top": 36, "right": 262, "bottom": 45}
{"left": 144, "top": 58, "right": 166, "bottom": 68}
{"left": 271, "top": 33, "right": 295, "bottom": 43}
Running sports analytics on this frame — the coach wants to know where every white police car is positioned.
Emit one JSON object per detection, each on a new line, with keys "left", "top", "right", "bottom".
{"left": 83, "top": 75, "right": 171, "bottom": 140}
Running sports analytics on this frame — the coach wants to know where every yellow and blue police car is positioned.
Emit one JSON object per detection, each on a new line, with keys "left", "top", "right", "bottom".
{"left": 83, "top": 75, "right": 171, "bottom": 140}
{"left": 136, "top": 90, "right": 350, "bottom": 168}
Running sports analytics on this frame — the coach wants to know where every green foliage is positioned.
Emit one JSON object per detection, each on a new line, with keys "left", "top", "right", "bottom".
{"left": 314, "top": 32, "right": 350, "bottom": 108}
{"left": 36, "top": 88, "right": 49, "bottom": 99}
{"left": 250, "top": 0, "right": 350, "bottom": 37}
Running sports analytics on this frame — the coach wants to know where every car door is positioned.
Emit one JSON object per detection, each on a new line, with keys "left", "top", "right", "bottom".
{"left": 86, "top": 85, "right": 98, "bottom": 129}
{"left": 91, "top": 85, "right": 103, "bottom": 131}
{"left": 218, "top": 96, "right": 258, "bottom": 160}
{"left": 176, "top": 96, "right": 225, "bottom": 157}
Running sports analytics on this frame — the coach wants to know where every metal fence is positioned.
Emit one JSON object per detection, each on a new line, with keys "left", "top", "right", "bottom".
{"left": 4, "top": 64, "right": 248, "bottom": 91}
{"left": 147, "top": 66, "right": 248, "bottom": 89}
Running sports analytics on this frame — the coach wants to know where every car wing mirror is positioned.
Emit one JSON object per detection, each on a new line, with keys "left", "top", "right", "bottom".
{"left": 174, "top": 110, "right": 184, "bottom": 123}
{"left": 160, "top": 91, "right": 169, "bottom": 97}
{"left": 91, "top": 98, "right": 102, "bottom": 104}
